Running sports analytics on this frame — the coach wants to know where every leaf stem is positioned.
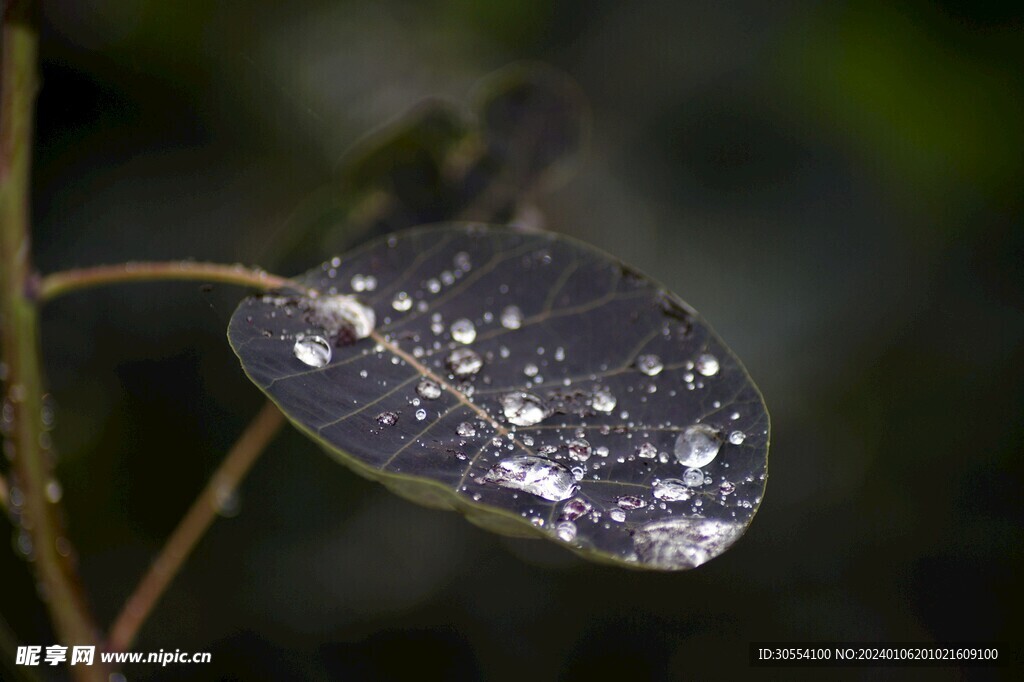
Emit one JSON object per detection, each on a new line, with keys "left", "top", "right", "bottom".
{"left": 38, "top": 261, "right": 305, "bottom": 303}
{"left": 1, "top": 4, "right": 108, "bottom": 679}
{"left": 107, "top": 401, "right": 286, "bottom": 652}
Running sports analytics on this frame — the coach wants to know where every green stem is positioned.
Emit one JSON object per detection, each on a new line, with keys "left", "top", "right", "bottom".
{"left": 39, "top": 261, "right": 303, "bottom": 303}
{"left": 1, "top": 3, "right": 107, "bottom": 680}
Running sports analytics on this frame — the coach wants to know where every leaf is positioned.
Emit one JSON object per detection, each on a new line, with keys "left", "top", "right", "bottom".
{"left": 228, "top": 225, "right": 769, "bottom": 570}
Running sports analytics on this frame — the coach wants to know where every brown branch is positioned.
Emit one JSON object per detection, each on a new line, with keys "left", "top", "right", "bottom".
{"left": 38, "top": 261, "right": 303, "bottom": 303}
{"left": 107, "top": 401, "right": 286, "bottom": 652}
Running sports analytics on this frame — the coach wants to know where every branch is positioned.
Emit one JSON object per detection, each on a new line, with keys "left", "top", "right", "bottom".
{"left": 107, "top": 401, "right": 286, "bottom": 652}
{"left": 2, "top": 4, "right": 108, "bottom": 679}
{"left": 38, "top": 261, "right": 305, "bottom": 303}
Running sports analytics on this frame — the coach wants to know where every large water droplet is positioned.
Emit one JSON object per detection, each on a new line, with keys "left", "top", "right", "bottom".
{"left": 591, "top": 388, "right": 617, "bottom": 413}
{"left": 674, "top": 424, "right": 722, "bottom": 468}
{"left": 632, "top": 517, "right": 743, "bottom": 569}
{"left": 417, "top": 378, "right": 442, "bottom": 400}
{"left": 392, "top": 291, "right": 412, "bottom": 311}
{"left": 293, "top": 335, "right": 331, "bottom": 367}
{"left": 447, "top": 348, "right": 483, "bottom": 378}
{"left": 652, "top": 478, "right": 691, "bottom": 501}
{"left": 567, "top": 438, "right": 592, "bottom": 461}
{"left": 500, "top": 305, "right": 523, "bottom": 330}
{"left": 636, "top": 354, "right": 664, "bottom": 376}
{"left": 695, "top": 353, "right": 720, "bottom": 377}
{"left": 500, "top": 391, "right": 550, "bottom": 426}
{"left": 483, "top": 455, "right": 578, "bottom": 501}
{"left": 310, "top": 295, "right": 375, "bottom": 340}
{"left": 450, "top": 318, "right": 477, "bottom": 344}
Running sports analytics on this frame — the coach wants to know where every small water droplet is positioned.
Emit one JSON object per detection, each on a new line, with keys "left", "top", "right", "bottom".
{"left": 450, "top": 318, "right": 476, "bottom": 344}
{"left": 674, "top": 424, "right": 722, "bottom": 468}
{"left": 609, "top": 509, "right": 626, "bottom": 523}
{"left": 500, "top": 392, "right": 550, "bottom": 426}
{"left": 719, "top": 481, "right": 736, "bottom": 496}
{"left": 556, "top": 521, "right": 578, "bottom": 542}
{"left": 617, "top": 495, "right": 647, "bottom": 510}
{"left": 560, "top": 497, "right": 593, "bottom": 521}
{"left": 392, "top": 291, "right": 412, "bottom": 311}
{"left": 44, "top": 480, "right": 62, "bottom": 504}
{"left": 728, "top": 430, "right": 746, "bottom": 445}
{"left": 652, "top": 478, "right": 691, "bottom": 501}
{"left": 415, "top": 408, "right": 427, "bottom": 421}
{"left": 426, "top": 278, "right": 442, "bottom": 294}
{"left": 567, "top": 438, "right": 592, "bottom": 461}
{"left": 377, "top": 411, "right": 398, "bottom": 426}
{"left": 293, "top": 335, "right": 331, "bottom": 367}
{"left": 457, "top": 422, "right": 477, "bottom": 437}
{"left": 636, "top": 354, "right": 664, "bottom": 376}
{"left": 636, "top": 442, "right": 658, "bottom": 459}
{"left": 447, "top": 348, "right": 483, "bottom": 378}
{"left": 682, "top": 468, "right": 705, "bottom": 487}
{"left": 695, "top": 353, "right": 720, "bottom": 376}
{"left": 500, "top": 305, "right": 523, "bottom": 330}
{"left": 523, "top": 363, "right": 539, "bottom": 377}
{"left": 483, "top": 455, "right": 578, "bottom": 501}
{"left": 311, "top": 294, "right": 375, "bottom": 340}
{"left": 591, "top": 388, "right": 616, "bottom": 413}
{"left": 417, "top": 378, "right": 442, "bottom": 400}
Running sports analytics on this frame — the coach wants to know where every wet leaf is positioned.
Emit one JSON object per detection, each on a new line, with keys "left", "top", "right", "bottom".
{"left": 229, "top": 225, "right": 769, "bottom": 570}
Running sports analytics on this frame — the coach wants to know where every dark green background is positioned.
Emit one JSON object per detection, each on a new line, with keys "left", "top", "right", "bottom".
{"left": 3, "top": 1, "right": 1021, "bottom": 680}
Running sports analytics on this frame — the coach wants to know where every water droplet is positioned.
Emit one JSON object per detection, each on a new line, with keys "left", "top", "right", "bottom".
{"left": 719, "top": 481, "right": 736, "bottom": 496}
{"left": 415, "top": 408, "right": 427, "bottom": 421}
{"left": 617, "top": 495, "right": 647, "bottom": 510}
{"left": 417, "top": 378, "right": 442, "bottom": 400}
{"left": 293, "top": 335, "right": 331, "bottom": 367}
{"left": 560, "top": 497, "right": 593, "bottom": 521}
{"left": 500, "top": 305, "right": 523, "bottom": 330}
{"left": 450, "top": 318, "right": 476, "bottom": 344}
{"left": 310, "top": 295, "right": 375, "bottom": 340}
{"left": 633, "top": 517, "right": 743, "bottom": 569}
{"left": 483, "top": 455, "right": 578, "bottom": 501}
{"left": 595, "top": 446, "right": 609, "bottom": 458}
{"left": 376, "top": 411, "right": 398, "bottom": 426}
{"left": 636, "top": 354, "right": 664, "bottom": 376}
{"left": 674, "top": 424, "right": 722, "bottom": 468}
{"left": 392, "top": 291, "right": 412, "bottom": 311}
{"left": 695, "top": 353, "right": 720, "bottom": 376}
{"left": 44, "top": 480, "right": 62, "bottom": 504}
{"left": 500, "top": 392, "right": 550, "bottom": 426}
{"left": 652, "top": 478, "right": 691, "bottom": 502}
{"left": 447, "top": 348, "right": 483, "bottom": 378}
{"left": 683, "top": 468, "right": 705, "bottom": 487}
{"left": 609, "top": 509, "right": 626, "bottom": 523}
{"left": 457, "top": 422, "right": 477, "bottom": 437}
{"left": 454, "top": 251, "right": 472, "bottom": 272}
{"left": 728, "top": 430, "right": 746, "bottom": 445}
{"left": 350, "top": 274, "right": 368, "bottom": 292}
{"left": 591, "top": 388, "right": 617, "bottom": 413}
{"left": 523, "top": 363, "right": 539, "bottom": 377}
{"left": 426, "top": 278, "right": 442, "bottom": 294}
{"left": 567, "top": 438, "right": 592, "bottom": 461}
{"left": 556, "top": 521, "right": 578, "bottom": 542}
{"left": 636, "top": 442, "right": 658, "bottom": 459}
